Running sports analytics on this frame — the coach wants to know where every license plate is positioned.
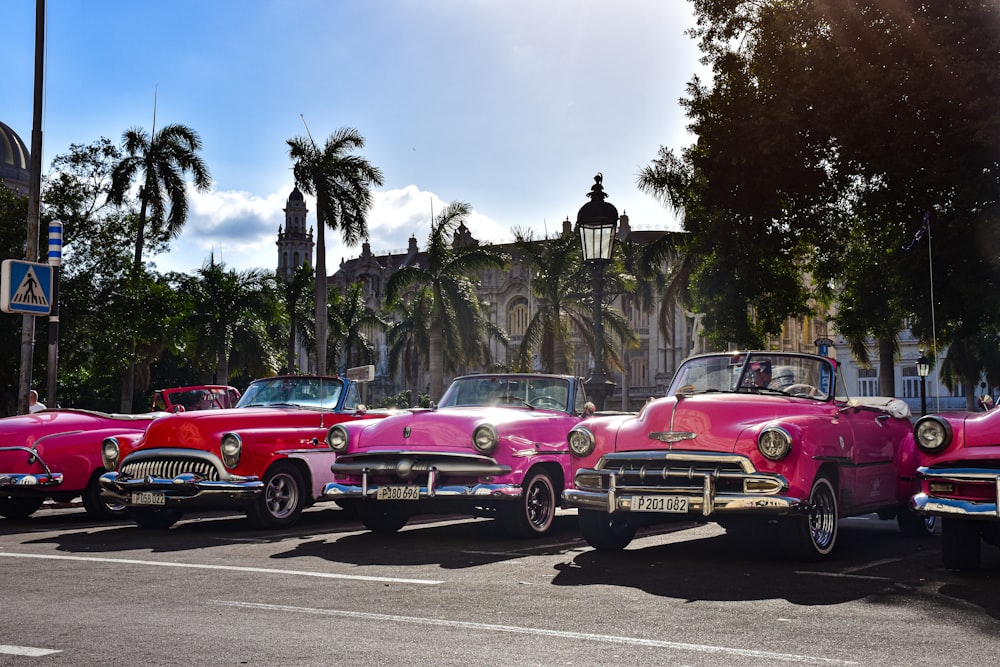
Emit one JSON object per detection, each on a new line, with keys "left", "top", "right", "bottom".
{"left": 376, "top": 486, "right": 419, "bottom": 501}
{"left": 631, "top": 495, "right": 688, "bottom": 513}
{"left": 131, "top": 491, "right": 165, "bottom": 506}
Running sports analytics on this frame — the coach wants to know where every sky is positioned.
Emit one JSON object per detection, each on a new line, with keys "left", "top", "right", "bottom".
{"left": 1, "top": 0, "right": 706, "bottom": 275}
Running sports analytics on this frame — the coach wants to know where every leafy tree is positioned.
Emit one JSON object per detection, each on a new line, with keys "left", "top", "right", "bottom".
{"left": 287, "top": 128, "right": 384, "bottom": 375}
{"left": 384, "top": 202, "right": 509, "bottom": 399}
{"left": 280, "top": 262, "right": 315, "bottom": 373}
{"left": 0, "top": 186, "right": 29, "bottom": 415}
{"left": 328, "top": 281, "right": 389, "bottom": 373}
{"left": 385, "top": 285, "right": 433, "bottom": 406}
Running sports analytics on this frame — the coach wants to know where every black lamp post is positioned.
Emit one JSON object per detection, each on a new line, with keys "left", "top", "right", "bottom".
{"left": 577, "top": 174, "right": 618, "bottom": 410}
{"left": 916, "top": 352, "right": 930, "bottom": 416}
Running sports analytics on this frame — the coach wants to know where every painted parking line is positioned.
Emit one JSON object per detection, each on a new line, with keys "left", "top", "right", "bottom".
{"left": 0, "top": 644, "right": 61, "bottom": 657}
{"left": 0, "top": 552, "right": 442, "bottom": 585}
{"left": 211, "top": 600, "right": 858, "bottom": 665}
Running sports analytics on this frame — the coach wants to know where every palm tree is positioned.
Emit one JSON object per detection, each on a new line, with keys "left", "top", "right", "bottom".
{"left": 107, "top": 122, "right": 211, "bottom": 411}
{"left": 287, "top": 128, "right": 384, "bottom": 375}
{"left": 328, "top": 282, "right": 389, "bottom": 373}
{"left": 108, "top": 123, "right": 211, "bottom": 274}
{"left": 385, "top": 202, "right": 509, "bottom": 399}
{"left": 181, "top": 257, "right": 283, "bottom": 384}
{"left": 281, "top": 263, "right": 315, "bottom": 373}
{"left": 386, "top": 286, "right": 434, "bottom": 406}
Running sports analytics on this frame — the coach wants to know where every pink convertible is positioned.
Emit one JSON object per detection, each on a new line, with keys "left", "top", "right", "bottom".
{"left": 562, "top": 351, "right": 934, "bottom": 560}
{"left": 324, "top": 373, "right": 595, "bottom": 537}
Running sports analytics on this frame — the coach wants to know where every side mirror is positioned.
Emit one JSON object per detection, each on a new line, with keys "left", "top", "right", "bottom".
{"left": 582, "top": 402, "right": 596, "bottom": 417}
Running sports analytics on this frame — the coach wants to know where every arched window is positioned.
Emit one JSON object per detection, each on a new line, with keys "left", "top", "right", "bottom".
{"left": 507, "top": 297, "right": 530, "bottom": 337}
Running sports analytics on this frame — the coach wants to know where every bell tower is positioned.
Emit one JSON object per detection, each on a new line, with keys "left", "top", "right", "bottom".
{"left": 277, "top": 187, "right": 314, "bottom": 279}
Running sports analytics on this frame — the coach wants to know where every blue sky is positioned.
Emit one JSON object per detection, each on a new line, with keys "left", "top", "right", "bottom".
{"left": 1, "top": 0, "right": 704, "bottom": 274}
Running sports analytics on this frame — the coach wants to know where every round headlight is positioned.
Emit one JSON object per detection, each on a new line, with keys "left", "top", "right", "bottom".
{"left": 758, "top": 426, "right": 792, "bottom": 461}
{"left": 567, "top": 427, "right": 595, "bottom": 457}
{"left": 220, "top": 432, "right": 242, "bottom": 468}
{"left": 102, "top": 437, "right": 120, "bottom": 471}
{"left": 472, "top": 424, "right": 498, "bottom": 454}
{"left": 914, "top": 416, "right": 952, "bottom": 453}
{"left": 327, "top": 424, "right": 349, "bottom": 452}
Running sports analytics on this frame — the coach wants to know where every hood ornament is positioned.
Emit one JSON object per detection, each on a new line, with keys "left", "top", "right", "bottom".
{"left": 403, "top": 427, "right": 411, "bottom": 438}
{"left": 648, "top": 431, "right": 696, "bottom": 443}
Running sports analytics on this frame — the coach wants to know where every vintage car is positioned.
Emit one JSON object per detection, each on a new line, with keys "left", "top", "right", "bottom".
{"left": 911, "top": 407, "right": 1000, "bottom": 569}
{"left": 562, "top": 351, "right": 934, "bottom": 560}
{"left": 0, "top": 385, "right": 236, "bottom": 521}
{"left": 323, "top": 373, "right": 595, "bottom": 537}
{"left": 99, "top": 370, "right": 385, "bottom": 530}
{"left": 153, "top": 385, "right": 241, "bottom": 412}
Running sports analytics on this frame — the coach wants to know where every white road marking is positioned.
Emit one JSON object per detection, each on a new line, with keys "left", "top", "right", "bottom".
{"left": 0, "top": 552, "right": 442, "bottom": 585}
{"left": 211, "top": 600, "right": 858, "bottom": 665}
{"left": 0, "top": 644, "right": 61, "bottom": 657}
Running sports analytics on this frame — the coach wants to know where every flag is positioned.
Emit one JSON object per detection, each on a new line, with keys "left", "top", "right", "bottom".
{"left": 902, "top": 211, "right": 930, "bottom": 250}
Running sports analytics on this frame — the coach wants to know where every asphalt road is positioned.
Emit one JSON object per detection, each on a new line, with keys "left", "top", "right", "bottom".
{"left": 1, "top": 503, "right": 998, "bottom": 667}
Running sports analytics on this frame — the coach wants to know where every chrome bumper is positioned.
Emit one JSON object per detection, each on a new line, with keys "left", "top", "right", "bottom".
{"left": 0, "top": 446, "right": 65, "bottom": 488}
{"left": 99, "top": 471, "right": 264, "bottom": 508}
{"left": 325, "top": 453, "right": 517, "bottom": 500}
{"left": 563, "top": 450, "right": 795, "bottom": 517}
{"left": 911, "top": 466, "right": 1000, "bottom": 520}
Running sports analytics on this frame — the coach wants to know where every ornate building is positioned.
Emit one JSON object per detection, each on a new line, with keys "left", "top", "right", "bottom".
{"left": 0, "top": 121, "right": 30, "bottom": 196}
{"left": 275, "top": 187, "right": 315, "bottom": 372}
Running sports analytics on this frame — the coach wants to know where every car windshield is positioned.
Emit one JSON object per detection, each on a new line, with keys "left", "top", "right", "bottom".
{"left": 236, "top": 377, "right": 344, "bottom": 409}
{"left": 667, "top": 353, "right": 836, "bottom": 400}
{"left": 155, "top": 387, "right": 238, "bottom": 412}
{"left": 438, "top": 375, "right": 571, "bottom": 411}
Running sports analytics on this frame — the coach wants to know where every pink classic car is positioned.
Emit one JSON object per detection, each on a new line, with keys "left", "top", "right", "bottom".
{"left": 0, "top": 385, "right": 236, "bottom": 522}
{"left": 562, "top": 352, "right": 934, "bottom": 560}
{"left": 99, "top": 371, "right": 385, "bottom": 530}
{"left": 323, "top": 373, "right": 595, "bottom": 537}
{"left": 911, "top": 408, "right": 1000, "bottom": 569}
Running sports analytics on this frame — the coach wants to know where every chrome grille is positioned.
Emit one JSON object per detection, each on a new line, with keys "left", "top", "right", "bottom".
{"left": 600, "top": 456, "right": 747, "bottom": 493}
{"left": 121, "top": 457, "right": 220, "bottom": 481}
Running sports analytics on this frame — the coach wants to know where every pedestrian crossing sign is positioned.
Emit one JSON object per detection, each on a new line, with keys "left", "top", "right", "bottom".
{"left": 1, "top": 259, "right": 52, "bottom": 315}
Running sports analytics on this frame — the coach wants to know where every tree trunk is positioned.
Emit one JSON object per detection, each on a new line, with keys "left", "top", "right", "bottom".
{"left": 429, "top": 328, "right": 444, "bottom": 402}
{"left": 315, "top": 208, "right": 327, "bottom": 375}
{"left": 877, "top": 336, "right": 896, "bottom": 397}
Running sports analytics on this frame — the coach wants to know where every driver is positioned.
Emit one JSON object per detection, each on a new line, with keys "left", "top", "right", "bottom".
{"left": 751, "top": 360, "right": 773, "bottom": 388}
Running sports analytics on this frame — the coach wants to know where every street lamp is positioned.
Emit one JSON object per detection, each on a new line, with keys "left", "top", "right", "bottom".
{"left": 916, "top": 352, "right": 930, "bottom": 416}
{"left": 577, "top": 174, "right": 618, "bottom": 410}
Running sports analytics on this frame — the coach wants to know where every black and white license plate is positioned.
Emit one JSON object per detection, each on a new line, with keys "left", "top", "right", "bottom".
{"left": 631, "top": 495, "right": 688, "bottom": 513}
{"left": 131, "top": 491, "right": 165, "bottom": 506}
{"left": 376, "top": 486, "right": 419, "bottom": 501}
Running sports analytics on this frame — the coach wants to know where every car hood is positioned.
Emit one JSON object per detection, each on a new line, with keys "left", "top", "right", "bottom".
{"left": 942, "top": 410, "right": 1000, "bottom": 450}
{"left": 0, "top": 409, "right": 159, "bottom": 448}
{"left": 134, "top": 406, "right": 354, "bottom": 450}
{"left": 610, "top": 393, "right": 834, "bottom": 453}
{"left": 347, "top": 406, "right": 570, "bottom": 453}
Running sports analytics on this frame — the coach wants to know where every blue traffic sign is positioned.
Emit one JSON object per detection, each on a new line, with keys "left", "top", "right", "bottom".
{"left": 1, "top": 259, "right": 52, "bottom": 315}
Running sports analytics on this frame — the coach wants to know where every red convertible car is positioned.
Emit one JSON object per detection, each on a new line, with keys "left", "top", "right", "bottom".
{"left": 911, "top": 407, "right": 1000, "bottom": 569}
{"left": 99, "top": 371, "right": 385, "bottom": 530}
{"left": 0, "top": 385, "right": 236, "bottom": 521}
{"left": 324, "top": 373, "right": 596, "bottom": 537}
{"left": 562, "top": 351, "right": 933, "bottom": 560}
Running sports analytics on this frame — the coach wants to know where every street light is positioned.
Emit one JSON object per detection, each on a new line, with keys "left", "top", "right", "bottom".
{"left": 577, "top": 173, "right": 618, "bottom": 410}
{"left": 916, "top": 352, "right": 930, "bottom": 416}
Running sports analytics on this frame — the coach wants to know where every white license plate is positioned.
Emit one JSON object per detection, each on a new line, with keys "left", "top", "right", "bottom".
{"left": 631, "top": 495, "right": 688, "bottom": 513}
{"left": 131, "top": 491, "right": 165, "bottom": 506}
{"left": 376, "top": 486, "right": 419, "bottom": 501}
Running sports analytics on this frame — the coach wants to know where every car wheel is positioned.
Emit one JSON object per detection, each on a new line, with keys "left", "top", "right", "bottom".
{"left": 778, "top": 474, "right": 838, "bottom": 561}
{"left": 578, "top": 509, "right": 637, "bottom": 551}
{"left": 896, "top": 507, "right": 936, "bottom": 538}
{"left": 358, "top": 502, "right": 409, "bottom": 534}
{"left": 81, "top": 471, "right": 128, "bottom": 520}
{"left": 941, "top": 517, "right": 982, "bottom": 570}
{"left": 247, "top": 464, "right": 306, "bottom": 529}
{"left": 501, "top": 471, "right": 557, "bottom": 538}
{"left": 0, "top": 496, "right": 44, "bottom": 521}
{"left": 130, "top": 507, "right": 184, "bottom": 529}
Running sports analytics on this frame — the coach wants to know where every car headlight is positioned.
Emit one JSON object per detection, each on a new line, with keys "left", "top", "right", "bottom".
{"left": 568, "top": 427, "right": 595, "bottom": 457}
{"left": 758, "top": 426, "right": 792, "bottom": 461}
{"left": 327, "top": 424, "right": 349, "bottom": 452}
{"left": 914, "top": 416, "right": 952, "bottom": 453}
{"left": 102, "top": 437, "right": 120, "bottom": 471}
{"left": 220, "top": 432, "right": 242, "bottom": 468}
{"left": 472, "top": 424, "right": 498, "bottom": 454}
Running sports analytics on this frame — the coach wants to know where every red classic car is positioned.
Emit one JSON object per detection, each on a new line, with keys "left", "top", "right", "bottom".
{"left": 99, "top": 371, "right": 385, "bottom": 530}
{"left": 562, "top": 352, "right": 934, "bottom": 560}
{"left": 0, "top": 385, "right": 236, "bottom": 522}
{"left": 911, "top": 408, "right": 1000, "bottom": 569}
{"left": 324, "top": 373, "right": 595, "bottom": 537}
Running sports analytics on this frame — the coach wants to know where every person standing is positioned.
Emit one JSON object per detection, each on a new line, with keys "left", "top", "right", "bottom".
{"left": 28, "top": 389, "right": 46, "bottom": 413}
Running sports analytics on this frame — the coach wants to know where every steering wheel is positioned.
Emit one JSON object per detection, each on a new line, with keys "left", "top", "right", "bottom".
{"left": 531, "top": 395, "right": 563, "bottom": 410}
{"left": 784, "top": 383, "right": 817, "bottom": 397}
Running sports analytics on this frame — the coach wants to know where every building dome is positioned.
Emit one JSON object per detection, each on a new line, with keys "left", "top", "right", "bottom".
{"left": 0, "top": 121, "right": 30, "bottom": 195}
{"left": 288, "top": 186, "right": 304, "bottom": 202}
